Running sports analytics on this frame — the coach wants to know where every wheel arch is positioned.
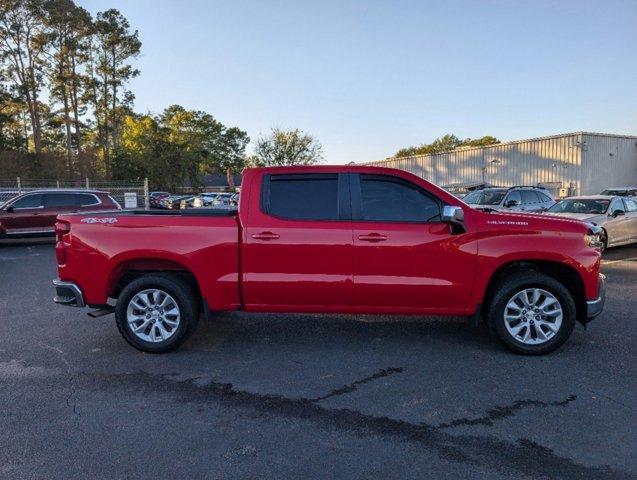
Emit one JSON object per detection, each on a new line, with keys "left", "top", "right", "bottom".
{"left": 106, "top": 257, "right": 201, "bottom": 302}
{"left": 600, "top": 227, "right": 609, "bottom": 250}
{"left": 481, "top": 260, "right": 587, "bottom": 324}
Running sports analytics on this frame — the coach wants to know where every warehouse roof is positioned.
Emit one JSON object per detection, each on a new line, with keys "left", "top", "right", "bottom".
{"left": 369, "top": 131, "right": 637, "bottom": 164}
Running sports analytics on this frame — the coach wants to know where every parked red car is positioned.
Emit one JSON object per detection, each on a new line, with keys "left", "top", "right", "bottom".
{"left": 0, "top": 189, "right": 120, "bottom": 238}
{"left": 52, "top": 166, "right": 606, "bottom": 355}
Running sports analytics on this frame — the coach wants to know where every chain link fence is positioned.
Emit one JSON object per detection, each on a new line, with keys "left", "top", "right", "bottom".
{"left": 0, "top": 177, "right": 149, "bottom": 209}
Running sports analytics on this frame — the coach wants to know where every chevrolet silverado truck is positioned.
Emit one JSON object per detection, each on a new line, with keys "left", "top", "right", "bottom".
{"left": 52, "top": 166, "right": 606, "bottom": 355}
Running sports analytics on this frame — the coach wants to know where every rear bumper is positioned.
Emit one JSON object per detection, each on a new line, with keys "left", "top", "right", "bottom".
{"left": 586, "top": 273, "right": 606, "bottom": 320}
{"left": 52, "top": 279, "right": 85, "bottom": 307}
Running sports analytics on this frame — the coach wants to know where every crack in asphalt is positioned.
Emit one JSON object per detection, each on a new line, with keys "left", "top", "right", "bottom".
{"left": 94, "top": 371, "right": 630, "bottom": 479}
{"left": 435, "top": 395, "right": 578, "bottom": 429}
{"left": 35, "top": 342, "right": 81, "bottom": 426}
{"left": 309, "top": 367, "right": 403, "bottom": 402}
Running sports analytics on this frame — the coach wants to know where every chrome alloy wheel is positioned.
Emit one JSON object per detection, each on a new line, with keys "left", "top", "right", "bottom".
{"left": 126, "top": 289, "right": 181, "bottom": 343}
{"left": 504, "top": 288, "right": 563, "bottom": 345}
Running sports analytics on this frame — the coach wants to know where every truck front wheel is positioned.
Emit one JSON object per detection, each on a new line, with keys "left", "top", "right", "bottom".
{"left": 487, "top": 271, "right": 576, "bottom": 355}
{"left": 115, "top": 273, "right": 199, "bottom": 353}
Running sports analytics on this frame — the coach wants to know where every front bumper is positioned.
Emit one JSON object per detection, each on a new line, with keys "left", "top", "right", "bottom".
{"left": 586, "top": 273, "right": 606, "bottom": 320}
{"left": 52, "top": 279, "right": 85, "bottom": 307}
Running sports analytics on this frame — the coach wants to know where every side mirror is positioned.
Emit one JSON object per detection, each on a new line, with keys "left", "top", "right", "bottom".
{"left": 504, "top": 200, "right": 519, "bottom": 208}
{"left": 611, "top": 209, "right": 625, "bottom": 218}
{"left": 5, "top": 206, "right": 14, "bottom": 213}
{"left": 442, "top": 205, "right": 465, "bottom": 233}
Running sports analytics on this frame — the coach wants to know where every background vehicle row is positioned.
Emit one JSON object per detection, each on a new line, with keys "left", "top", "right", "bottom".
{"left": 150, "top": 191, "right": 239, "bottom": 209}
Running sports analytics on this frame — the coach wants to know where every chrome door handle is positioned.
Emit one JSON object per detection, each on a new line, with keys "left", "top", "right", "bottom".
{"left": 252, "top": 231, "right": 280, "bottom": 240}
{"left": 358, "top": 233, "right": 388, "bottom": 242}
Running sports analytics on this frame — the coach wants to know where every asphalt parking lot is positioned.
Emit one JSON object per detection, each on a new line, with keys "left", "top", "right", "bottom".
{"left": 1, "top": 239, "right": 635, "bottom": 479}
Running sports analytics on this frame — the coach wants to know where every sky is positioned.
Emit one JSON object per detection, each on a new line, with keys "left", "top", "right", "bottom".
{"left": 80, "top": 0, "right": 637, "bottom": 164}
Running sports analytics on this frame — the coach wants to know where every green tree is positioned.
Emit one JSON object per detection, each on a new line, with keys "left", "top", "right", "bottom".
{"left": 462, "top": 135, "right": 500, "bottom": 148}
{"left": 254, "top": 127, "right": 322, "bottom": 166}
{"left": 117, "top": 113, "right": 166, "bottom": 184}
{"left": 43, "top": 0, "right": 91, "bottom": 177}
{"left": 0, "top": 0, "right": 49, "bottom": 154}
{"left": 85, "top": 8, "right": 140, "bottom": 175}
{"left": 395, "top": 134, "right": 500, "bottom": 158}
{"left": 159, "top": 105, "right": 222, "bottom": 186}
{"left": 116, "top": 105, "right": 248, "bottom": 190}
{"left": 0, "top": 81, "right": 27, "bottom": 150}
{"left": 215, "top": 126, "right": 249, "bottom": 189}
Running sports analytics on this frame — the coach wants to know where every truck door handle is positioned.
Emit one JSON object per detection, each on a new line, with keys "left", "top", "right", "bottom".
{"left": 358, "top": 233, "right": 387, "bottom": 242}
{"left": 252, "top": 231, "right": 280, "bottom": 240}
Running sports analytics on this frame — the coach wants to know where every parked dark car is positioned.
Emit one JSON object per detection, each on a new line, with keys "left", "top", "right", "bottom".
{"left": 149, "top": 191, "right": 170, "bottom": 208}
{"left": 0, "top": 190, "right": 20, "bottom": 207}
{"left": 161, "top": 195, "right": 191, "bottom": 210}
{"left": 0, "top": 189, "right": 120, "bottom": 238}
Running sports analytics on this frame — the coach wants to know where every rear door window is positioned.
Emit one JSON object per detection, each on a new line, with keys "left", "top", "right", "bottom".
{"left": 264, "top": 174, "right": 339, "bottom": 220}
{"left": 44, "top": 193, "right": 77, "bottom": 207}
{"left": 623, "top": 198, "right": 637, "bottom": 212}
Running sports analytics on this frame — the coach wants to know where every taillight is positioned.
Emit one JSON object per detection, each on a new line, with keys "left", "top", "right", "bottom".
{"left": 55, "top": 220, "right": 70, "bottom": 241}
{"left": 55, "top": 221, "right": 71, "bottom": 264}
{"left": 55, "top": 242, "right": 65, "bottom": 264}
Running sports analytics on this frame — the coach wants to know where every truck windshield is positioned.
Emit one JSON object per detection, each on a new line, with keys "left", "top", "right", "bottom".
{"left": 548, "top": 199, "right": 610, "bottom": 214}
{"left": 463, "top": 190, "right": 506, "bottom": 205}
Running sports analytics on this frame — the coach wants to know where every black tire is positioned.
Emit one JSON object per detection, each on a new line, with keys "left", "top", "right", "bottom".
{"left": 115, "top": 273, "right": 199, "bottom": 353}
{"left": 600, "top": 228, "right": 608, "bottom": 253}
{"left": 487, "top": 271, "right": 576, "bottom": 355}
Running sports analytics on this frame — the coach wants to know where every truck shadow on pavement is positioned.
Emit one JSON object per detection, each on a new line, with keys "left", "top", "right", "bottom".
{"left": 93, "top": 368, "right": 626, "bottom": 480}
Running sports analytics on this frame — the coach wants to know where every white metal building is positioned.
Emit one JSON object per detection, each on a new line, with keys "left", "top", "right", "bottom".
{"left": 366, "top": 132, "right": 637, "bottom": 196}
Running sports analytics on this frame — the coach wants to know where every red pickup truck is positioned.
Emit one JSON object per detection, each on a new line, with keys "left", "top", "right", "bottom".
{"left": 52, "top": 166, "right": 606, "bottom": 355}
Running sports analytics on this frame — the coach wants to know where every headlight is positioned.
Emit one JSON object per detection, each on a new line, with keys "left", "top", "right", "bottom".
{"left": 584, "top": 224, "right": 604, "bottom": 249}
{"left": 584, "top": 233, "right": 602, "bottom": 248}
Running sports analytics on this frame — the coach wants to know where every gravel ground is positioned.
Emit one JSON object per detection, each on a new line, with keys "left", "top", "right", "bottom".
{"left": 1, "top": 239, "right": 635, "bottom": 479}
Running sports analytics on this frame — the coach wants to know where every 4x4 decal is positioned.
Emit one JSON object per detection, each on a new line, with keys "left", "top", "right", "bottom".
{"left": 81, "top": 217, "right": 118, "bottom": 224}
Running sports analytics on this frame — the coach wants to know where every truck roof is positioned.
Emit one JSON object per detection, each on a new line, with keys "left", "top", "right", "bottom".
{"left": 243, "top": 165, "right": 424, "bottom": 175}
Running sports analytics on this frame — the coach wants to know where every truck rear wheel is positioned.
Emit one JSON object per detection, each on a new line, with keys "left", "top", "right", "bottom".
{"left": 487, "top": 271, "right": 576, "bottom": 355}
{"left": 115, "top": 273, "right": 199, "bottom": 353}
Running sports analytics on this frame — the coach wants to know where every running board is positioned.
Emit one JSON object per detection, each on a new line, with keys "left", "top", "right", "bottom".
{"left": 87, "top": 306, "right": 115, "bottom": 318}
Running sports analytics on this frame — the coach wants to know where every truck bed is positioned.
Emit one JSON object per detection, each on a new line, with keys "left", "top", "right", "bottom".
{"left": 56, "top": 209, "right": 241, "bottom": 310}
{"left": 90, "top": 208, "right": 238, "bottom": 217}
